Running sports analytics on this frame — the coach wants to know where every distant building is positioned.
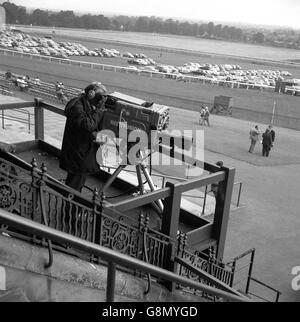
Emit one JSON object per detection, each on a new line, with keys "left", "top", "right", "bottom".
{"left": 0, "top": 6, "right": 6, "bottom": 30}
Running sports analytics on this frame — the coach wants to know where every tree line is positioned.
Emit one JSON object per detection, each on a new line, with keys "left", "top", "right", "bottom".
{"left": 2, "top": 1, "right": 300, "bottom": 48}
{"left": 1, "top": 1, "right": 249, "bottom": 41}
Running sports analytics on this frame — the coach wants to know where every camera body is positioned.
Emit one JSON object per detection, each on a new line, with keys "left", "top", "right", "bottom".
{"left": 102, "top": 92, "right": 170, "bottom": 140}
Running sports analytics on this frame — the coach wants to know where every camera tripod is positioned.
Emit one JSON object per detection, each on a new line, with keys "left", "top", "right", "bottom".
{"left": 98, "top": 150, "right": 164, "bottom": 216}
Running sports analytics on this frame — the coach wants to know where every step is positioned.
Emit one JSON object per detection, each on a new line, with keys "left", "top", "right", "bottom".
{"left": 0, "top": 288, "right": 30, "bottom": 302}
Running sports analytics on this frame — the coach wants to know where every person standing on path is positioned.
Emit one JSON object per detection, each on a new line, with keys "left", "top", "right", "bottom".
{"left": 268, "top": 124, "right": 276, "bottom": 147}
{"left": 262, "top": 128, "right": 272, "bottom": 157}
{"left": 199, "top": 106, "right": 206, "bottom": 125}
{"left": 248, "top": 125, "right": 260, "bottom": 153}
{"left": 204, "top": 107, "right": 210, "bottom": 127}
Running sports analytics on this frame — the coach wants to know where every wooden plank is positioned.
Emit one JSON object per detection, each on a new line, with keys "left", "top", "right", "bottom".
{"left": 186, "top": 223, "right": 214, "bottom": 246}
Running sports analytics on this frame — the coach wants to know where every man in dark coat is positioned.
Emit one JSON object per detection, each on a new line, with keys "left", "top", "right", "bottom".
{"left": 262, "top": 128, "right": 272, "bottom": 157}
{"left": 60, "top": 82, "right": 108, "bottom": 192}
{"left": 268, "top": 125, "right": 275, "bottom": 147}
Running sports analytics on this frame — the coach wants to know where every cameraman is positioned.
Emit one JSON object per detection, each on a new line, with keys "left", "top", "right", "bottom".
{"left": 60, "top": 82, "right": 108, "bottom": 192}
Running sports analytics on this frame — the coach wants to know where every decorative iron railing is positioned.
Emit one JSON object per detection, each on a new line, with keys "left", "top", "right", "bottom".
{"left": 175, "top": 232, "right": 235, "bottom": 298}
{"left": 0, "top": 208, "right": 250, "bottom": 302}
{"left": 0, "top": 155, "right": 171, "bottom": 271}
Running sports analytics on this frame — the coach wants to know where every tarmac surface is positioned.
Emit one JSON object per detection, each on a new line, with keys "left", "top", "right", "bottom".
{"left": 1, "top": 93, "right": 300, "bottom": 302}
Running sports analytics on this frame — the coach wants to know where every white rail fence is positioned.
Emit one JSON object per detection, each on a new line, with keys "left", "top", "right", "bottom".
{"left": 0, "top": 48, "right": 276, "bottom": 93}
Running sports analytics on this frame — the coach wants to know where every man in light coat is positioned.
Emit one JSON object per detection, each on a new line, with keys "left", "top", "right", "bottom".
{"left": 248, "top": 125, "right": 260, "bottom": 153}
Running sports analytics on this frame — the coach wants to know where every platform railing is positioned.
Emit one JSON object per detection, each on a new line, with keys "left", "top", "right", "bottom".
{"left": 0, "top": 208, "right": 250, "bottom": 302}
{"left": 227, "top": 248, "right": 281, "bottom": 302}
{"left": 1, "top": 108, "right": 33, "bottom": 133}
{"left": 0, "top": 153, "right": 172, "bottom": 273}
{"left": 246, "top": 277, "right": 281, "bottom": 302}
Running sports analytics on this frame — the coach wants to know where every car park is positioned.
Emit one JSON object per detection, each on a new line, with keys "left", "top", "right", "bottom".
{"left": 0, "top": 28, "right": 295, "bottom": 91}
{"left": 123, "top": 52, "right": 134, "bottom": 58}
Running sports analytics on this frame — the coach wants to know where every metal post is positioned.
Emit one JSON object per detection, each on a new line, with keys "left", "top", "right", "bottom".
{"left": 237, "top": 183, "right": 243, "bottom": 207}
{"left": 2, "top": 109, "right": 4, "bottom": 129}
{"left": 271, "top": 100, "right": 276, "bottom": 125}
{"left": 161, "top": 182, "right": 181, "bottom": 291}
{"left": 202, "top": 185, "right": 208, "bottom": 215}
{"left": 28, "top": 112, "right": 31, "bottom": 133}
{"left": 213, "top": 166, "right": 236, "bottom": 260}
{"left": 106, "top": 261, "right": 116, "bottom": 302}
{"left": 245, "top": 249, "right": 256, "bottom": 295}
{"left": 230, "top": 260, "right": 237, "bottom": 288}
{"left": 161, "top": 176, "right": 166, "bottom": 189}
{"left": 34, "top": 98, "right": 44, "bottom": 141}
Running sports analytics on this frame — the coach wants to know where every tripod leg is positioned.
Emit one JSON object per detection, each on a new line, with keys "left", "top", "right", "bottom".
{"left": 140, "top": 164, "right": 164, "bottom": 214}
{"left": 136, "top": 164, "right": 144, "bottom": 195}
{"left": 98, "top": 164, "right": 126, "bottom": 194}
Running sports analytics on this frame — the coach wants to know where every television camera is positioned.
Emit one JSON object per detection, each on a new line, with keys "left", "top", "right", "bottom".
{"left": 102, "top": 91, "right": 170, "bottom": 139}
{"left": 97, "top": 92, "right": 193, "bottom": 216}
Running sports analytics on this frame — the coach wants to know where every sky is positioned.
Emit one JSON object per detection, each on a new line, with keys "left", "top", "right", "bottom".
{"left": 6, "top": 0, "right": 300, "bottom": 29}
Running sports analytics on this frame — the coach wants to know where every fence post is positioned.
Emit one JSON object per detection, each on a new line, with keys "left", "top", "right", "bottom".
{"left": 34, "top": 98, "right": 44, "bottom": 141}
{"left": 228, "top": 262, "right": 235, "bottom": 289}
{"left": 106, "top": 262, "right": 116, "bottom": 302}
{"left": 30, "top": 158, "right": 39, "bottom": 222}
{"left": 245, "top": 249, "right": 256, "bottom": 294}
{"left": 94, "top": 192, "right": 103, "bottom": 249}
{"left": 237, "top": 182, "right": 243, "bottom": 207}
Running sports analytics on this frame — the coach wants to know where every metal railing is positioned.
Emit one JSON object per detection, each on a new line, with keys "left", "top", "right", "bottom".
{"left": 0, "top": 85, "right": 14, "bottom": 96}
{"left": 0, "top": 208, "right": 250, "bottom": 302}
{"left": 233, "top": 182, "right": 243, "bottom": 208}
{"left": 227, "top": 248, "right": 281, "bottom": 302}
{"left": 0, "top": 154, "right": 172, "bottom": 272}
{"left": 1, "top": 108, "right": 33, "bottom": 133}
{"left": 247, "top": 277, "right": 281, "bottom": 302}
{"left": 176, "top": 235, "right": 236, "bottom": 297}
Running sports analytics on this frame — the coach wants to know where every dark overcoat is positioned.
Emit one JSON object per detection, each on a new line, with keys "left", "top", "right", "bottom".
{"left": 262, "top": 131, "right": 272, "bottom": 150}
{"left": 59, "top": 94, "right": 104, "bottom": 174}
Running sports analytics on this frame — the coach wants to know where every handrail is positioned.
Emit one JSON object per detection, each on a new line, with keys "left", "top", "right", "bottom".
{"left": 1, "top": 108, "right": 33, "bottom": 133}
{"left": 0, "top": 101, "right": 36, "bottom": 110}
{"left": 231, "top": 248, "right": 255, "bottom": 263}
{"left": 0, "top": 209, "right": 250, "bottom": 302}
{"left": 233, "top": 182, "right": 243, "bottom": 207}
{"left": 248, "top": 277, "right": 281, "bottom": 302}
{"left": 175, "top": 256, "right": 243, "bottom": 298}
